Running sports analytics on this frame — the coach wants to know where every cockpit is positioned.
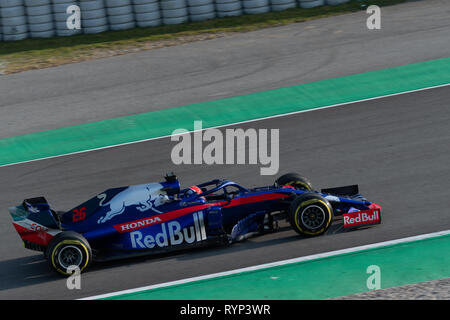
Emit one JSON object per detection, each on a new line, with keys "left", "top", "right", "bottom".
{"left": 179, "top": 179, "right": 249, "bottom": 202}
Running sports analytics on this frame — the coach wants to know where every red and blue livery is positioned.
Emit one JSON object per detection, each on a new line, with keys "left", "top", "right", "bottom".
{"left": 9, "top": 172, "right": 381, "bottom": 275}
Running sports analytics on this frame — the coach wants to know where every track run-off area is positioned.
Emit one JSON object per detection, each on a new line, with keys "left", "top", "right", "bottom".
{"left": 0, "top": 57, "right": 449, "bottom": 167}
{"left": 0, "top": 64, "right": 449, "bottom": 299}
{"left": 84, "top": 230, "right": 450, "bottom": 300}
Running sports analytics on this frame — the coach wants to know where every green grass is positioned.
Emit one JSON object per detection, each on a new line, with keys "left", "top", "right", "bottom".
{"left": 0, "top": 0, "right": 408, "bottom": 74}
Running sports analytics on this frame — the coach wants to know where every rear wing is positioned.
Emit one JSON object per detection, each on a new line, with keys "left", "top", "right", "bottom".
{"left": 9, "top": 197, "right": 61, "bottom": 251}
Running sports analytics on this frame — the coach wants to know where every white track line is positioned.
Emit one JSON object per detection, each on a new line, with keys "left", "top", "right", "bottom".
{"left": 80, "top": 229, "right": 450, "bottom": 300}
{"left": 2, "top": 82, "right": 450, "bottom": 169}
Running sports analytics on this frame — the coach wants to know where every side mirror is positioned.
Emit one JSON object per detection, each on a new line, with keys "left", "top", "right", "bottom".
{"left": 224, "top": 193, "right": 234, "bottom": 205}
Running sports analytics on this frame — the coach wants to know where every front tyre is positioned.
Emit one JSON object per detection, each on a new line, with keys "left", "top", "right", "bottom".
{"left": 289, "top": 193, "right": 333, "bottom": 236}
{"left": 276, "top": 173, "right": 313, "bottom": 191}
{"left": 46, "top": 231, "right": 92, "bottom": 276}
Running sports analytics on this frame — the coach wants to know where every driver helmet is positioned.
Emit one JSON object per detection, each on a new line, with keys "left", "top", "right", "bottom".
{"left": 188, "top": 186, "right": 202, "bottom": 195}
{"left": 185, "top": 186, "right": 206, "bottom": 202}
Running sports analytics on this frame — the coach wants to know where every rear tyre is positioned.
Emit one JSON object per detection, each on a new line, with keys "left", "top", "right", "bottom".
{"left": 289, "top": 193, "right": 332, "bottom": 236}
{"left": 46, "top": 231, "right": 92, "bottom": 276}
{"left": 276, "top": 173, "right": 313, "bottom": 191}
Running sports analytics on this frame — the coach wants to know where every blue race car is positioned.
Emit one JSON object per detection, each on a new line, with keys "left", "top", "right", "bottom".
{"left": 9, "top": 173, "right": 381, "bottom": 275}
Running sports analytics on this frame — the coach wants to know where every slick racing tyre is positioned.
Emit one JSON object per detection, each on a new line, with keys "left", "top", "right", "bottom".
{"left": 276, "top": 173, "right": 313, "bottom": 191}
{"left": 46, "top": 231, "right": 92, "bottom": 276}
{"left": 289, "top": 193, "right": 333, "bottom": 236}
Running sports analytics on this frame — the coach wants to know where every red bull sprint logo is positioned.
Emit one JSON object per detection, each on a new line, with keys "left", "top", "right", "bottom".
{"left": 343, "top": 209, "right": 380, "bottom": 228}
{"left": 130, "top": 212, "right": 207, "bottom": 249}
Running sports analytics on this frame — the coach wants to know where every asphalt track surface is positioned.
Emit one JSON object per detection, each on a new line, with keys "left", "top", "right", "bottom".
{"left": 1, "top": 85, "right": 450, "bottom": 299}
{"left": 1, "top": 0, "right": 450, "bottom": 300}
{"left": 0, "top": 0, "right": 450, "bottom": 138}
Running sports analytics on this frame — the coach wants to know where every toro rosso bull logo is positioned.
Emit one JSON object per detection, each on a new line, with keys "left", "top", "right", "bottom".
{"left": 97, "top": 183, "right": 168, "bottom": 224}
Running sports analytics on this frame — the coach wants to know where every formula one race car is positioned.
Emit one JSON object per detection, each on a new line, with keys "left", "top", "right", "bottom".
{"left": 9, "top": 173, "right": 381, "bottom": 275}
